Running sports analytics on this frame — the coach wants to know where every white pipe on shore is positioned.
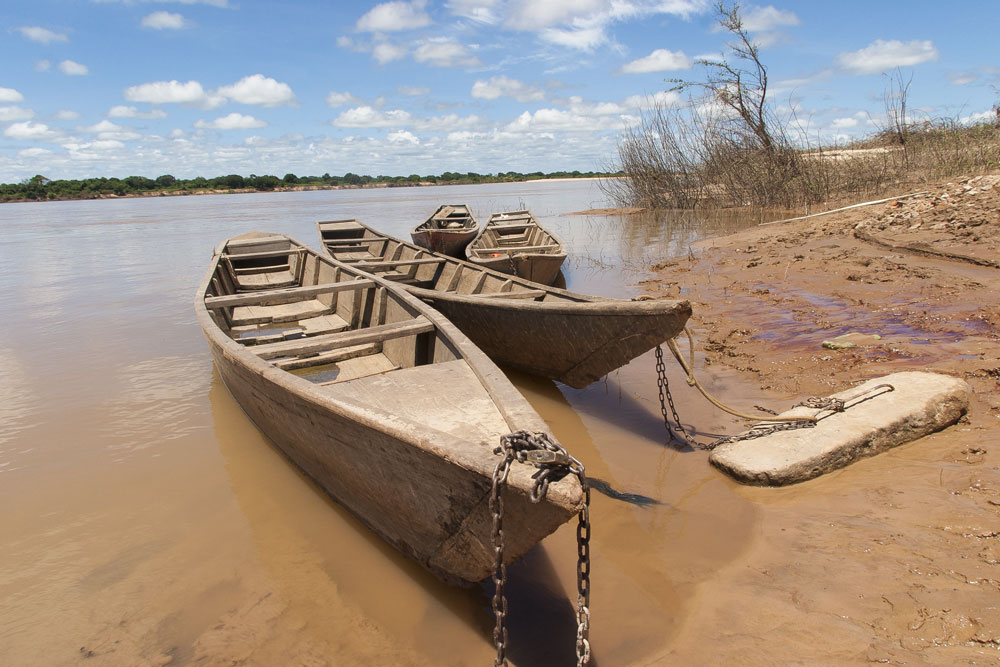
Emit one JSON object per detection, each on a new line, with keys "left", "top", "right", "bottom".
{"left": 758, "top": 191, "right": 928, "bottom": 226}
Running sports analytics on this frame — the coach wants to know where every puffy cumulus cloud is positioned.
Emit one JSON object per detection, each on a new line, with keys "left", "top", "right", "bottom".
{"left": 125, "top": 79, "right": 212, "bottom": 105}
{"left": 194, "top": 113, "right": 267, "bottom": 130}
{"left": 0, "top": 87, "right": 25, "bottom": 103}
{"left": 387, "top": 129, "right": 420, "bottom": 144}
{"left": 81, "top": 119, "right": 143, "bottom": 141}
{"left": 0, "top": 106, "right": 34, "bottom": 122}
{"left": 356, "top": 0, "right": 432, "bottom": 32}
{"left": 412, "top": 113, "right": 481, "bottom": 132}
{"left": 59, "top": 60, "right": 89, "bottom": 76}
{"left": 55, "top": 110, "right": 80, "bottom": 120}
{"left": 15, "top": 26, "right": 68, "bottom": 44}
{"left": 217, "top": 74, "right": 296, "bottom": 107}
{"left": 398, "top": 85, "right": 430, "bottom": 96}
{"left": 333, "top": 106, "right": 413, "bottom": 127}
{"left": 621, "top": 48, "right": 691, "bottom": 73}
{"left": 373, "top": 41, "right": 409, "bottom": 64}
{"left": 961, "top": 110, "right": 995, "bottom": 125}
{"left": 141, "top": 11, "right": 187, "bottom": 29}
{"left": 740, "top": 5, "right": 799, "bottom": 32}
{"left": 505, "top": 108, "right": 623, "bottom": 133}
{"left": 326, "top": 91, "right": 362, "bottom": 107}
{"left": 830, "top": 117, "right": 859, "bottom": 129}
{"left": 414, "top": 39, "right": 480, "bottom": 67}
{"left": 837, "top": 39, "right": 939, "bottom": 75}
{"left": 622, "top": 90, "right": 681, "bottom": 109}
{"left": 35, "top": 60, "right": 52, "bottom": 72}
{"left": 504, "top": 0, "right": 607, "bottom": 30}
{"left": 4, "top": 121, "right": 58, "bottom": 140}
{"left": 471, "top": 75, "right": 544, "bottom": 102}
{"left": 108, "top": 105, "right": 167, "bottom": 119}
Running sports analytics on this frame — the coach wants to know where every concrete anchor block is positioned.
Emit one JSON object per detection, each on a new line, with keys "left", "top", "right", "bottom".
{"left": 710, "top": 371, "right": 970, "bottom": 486}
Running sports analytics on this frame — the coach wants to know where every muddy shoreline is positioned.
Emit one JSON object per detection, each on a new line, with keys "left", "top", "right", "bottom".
{"left": 639, "top": 174, "right": 1000, "bottom": 663}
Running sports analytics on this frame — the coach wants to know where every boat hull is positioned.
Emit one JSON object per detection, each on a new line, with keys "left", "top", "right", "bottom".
{"left": 469, "top": 251, "right": 566, "bottom": 285}
{"left": 197, "top": 234, "right": 582, "bottom": 582}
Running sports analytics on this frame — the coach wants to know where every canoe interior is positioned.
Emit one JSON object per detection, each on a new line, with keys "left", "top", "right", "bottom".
{"left": 467, "top": 210, "right": 564, "bottom": 256}
{"left": 319, "top": 219, "right": 585, "bottom": 304}
{"left": 413, "top": 203, "right": 478, "bottom": 232}
{"left": 205, "top": 234, "right": 463, "bottom": 387}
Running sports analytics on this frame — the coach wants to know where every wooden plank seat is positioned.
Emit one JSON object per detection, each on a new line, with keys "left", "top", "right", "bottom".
{"left": 354, "top": 258, "right": 446, "bottom": 269}
{"left": 274, "top": 342, "right": 378, "bottom": 371}
{"left": 252, "top": 316, "right": 435, "bottom": 361}
{"left": 470, "top": 244, "right": 559, "bottom": 254}
{"left": 222, "top": 248, "right": 304, "bottom": 261}
{"left": 205, "top": 279, "right": 375, "bottom": 309}
{"left": 488, "top": 222, "right": 536, "bottom": 230}
{"left": 231, "top": 299, "right": 331, "bottom": 326}
{"left": 234, "top": 271, "right": 297, "bottom": 290}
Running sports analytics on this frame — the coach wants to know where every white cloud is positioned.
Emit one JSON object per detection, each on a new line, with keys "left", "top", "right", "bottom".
{"left": 59, "top": 60, "right": 89, "bottom": 76}
{"left": 356, "top": 1, "right": 432, "bottom": 32}
{"left": 471, "top": 75, "right": 544, "bottom": 102}
{"left": 108, "top": 105, "right": 167, "bottom": 119}
{"left": 398, "top": 85, "right": 430, "bottom": 96}
{"left": 387, "top": 130, "right": 420, "bottom": 144}
{"left": 16, "top": 26, "right": 68, "bottom": 44}
{"left": 505, "top": 108, "right": 623, "bottom": 133}
{"left": 948, "top": 72, "right": 977, "bottom": 86}
{"left": 326, "top": 91, "right": 362, "bottom": 107}
{"left": 412, "top": 113, "right": 481, "bottom": 132}
{"left": 373, "top": 41, "right": 409, "bottom": 64}
{"left": 18, "top": 148, "right": 52, "bottom": 158}
{"left": 333, "top": 106, "right": 413, "bottom": 127}
{"left": 622, "top": 90, "right": 681, "bottom": 109}
{"left": 961, "top": 110, "right": 995, "bottom": 125}
{"left": 622, "top": 48, "right": 691, "bottom": 73}
{"left": 55, "top": 110, "right": 81, "bottom": 120}
{"left": 540, "top": 26, "right": 606, "bottom": 51}
{"left": 195, "top": 113, "right": 267, "bottom": 130}
{"left": 414, "top": 39, "right": 480, "bottom": 67}
{"left": 142, "top": 12, "right": 187, "bottom": 29}
{"left": 125, "top": 79, "right": 209, "bottom": 105}
{"left": 217, "top": 74, "right": 296, "bottom": 107}
{"left": 82, "top": 120, "right": 143, "bottom": 141}
{"left": 447, "top": 0, "right": 500, "bottom": 24}
{"left": 35, "top": 60, "right": 52, "bottom": 72}
{"left": 741, "top": 6, "right": 799, "bottom": 32}
{"left": 4, "top": 121, "right": 58, "bottom": 140}
{"left": 830, "top": 117, "right": 859, "bottom": 129}
{"left": 0, "top": 107, "right": 34, "bottom": 122}
{"left": 504, "top": 0, "right": 607, "bottom": 30}
{"left": 837, "top": 40, "right": 939, "bottom": 75}
{"left": 0, "top": 87, "right": 25, "bottom": 103}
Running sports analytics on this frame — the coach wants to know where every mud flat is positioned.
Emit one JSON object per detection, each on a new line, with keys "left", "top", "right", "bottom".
{"left": 639, "top": 174, "right": 1000, "bottom": 663}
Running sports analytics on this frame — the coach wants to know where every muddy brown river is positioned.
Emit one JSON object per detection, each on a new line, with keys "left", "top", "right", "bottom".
{"left": 2, "top": 181, "right": 791, "bottom": 666}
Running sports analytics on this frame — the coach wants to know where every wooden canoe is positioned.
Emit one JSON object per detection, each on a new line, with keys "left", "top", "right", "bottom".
{"left": 465, "top": 209, "right": 567, "bottom": 285}
{"left": 195, "top": 232, "right": 583, "bottom": 583}
{"left": 410, "top": 204, "right": 479, "bottom": 257}
{"left": 317, "top": 220, "right": 692, "bottom": 389}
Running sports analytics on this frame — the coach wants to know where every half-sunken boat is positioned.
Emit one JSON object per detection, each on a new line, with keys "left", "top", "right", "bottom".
{"left": 410, "top": 204, "right": 479, "bottom": 257}
{"left": 317, "top": 219, "right": 692, "bottom": 388}
{"left": 466, "top": 209, "right": 567, "bottom": 285}
{"left": 195, "top": 232, "right": 583, "bottom": 583}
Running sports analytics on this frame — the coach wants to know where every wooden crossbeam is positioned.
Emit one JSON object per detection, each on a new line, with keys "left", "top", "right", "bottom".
{"left": 252, "top": 316, "right": 435, "bottom": 360}
{"left": 205, "top": 279, "right": 374, "bottom": 309}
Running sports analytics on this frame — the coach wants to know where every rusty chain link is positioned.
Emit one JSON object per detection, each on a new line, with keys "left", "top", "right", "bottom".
{"left": 491, "top": 430, "right": 591, "bottom": 666}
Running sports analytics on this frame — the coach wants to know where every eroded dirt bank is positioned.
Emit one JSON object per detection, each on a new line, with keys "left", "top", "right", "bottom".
{"left": 639, "top": 175, "right": 1000, "bottom": 664}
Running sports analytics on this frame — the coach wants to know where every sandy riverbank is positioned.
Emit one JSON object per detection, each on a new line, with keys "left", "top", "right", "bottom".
{"left": 635, "top": 174, "right": 1000, "bottom": 663}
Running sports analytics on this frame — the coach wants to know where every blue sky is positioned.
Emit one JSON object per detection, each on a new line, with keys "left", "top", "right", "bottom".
{"left": 1, "top": 1, "right": 997, "bottom": 182}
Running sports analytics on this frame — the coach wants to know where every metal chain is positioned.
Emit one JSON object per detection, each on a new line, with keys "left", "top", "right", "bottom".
{"left": 655, "top": 345, "right": 706, "bottom": 448}
{"left": 490, "top": 430, "right": 591, "bottom": 666}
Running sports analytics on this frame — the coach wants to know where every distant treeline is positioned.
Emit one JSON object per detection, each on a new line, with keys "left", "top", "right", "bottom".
{"left": 0, "top": 170, "right": 617, "bottom": 202}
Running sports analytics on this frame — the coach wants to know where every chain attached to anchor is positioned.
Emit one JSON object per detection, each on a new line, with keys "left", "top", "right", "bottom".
{"left": 490, "top": 430, "right": 592, "bottom": 666}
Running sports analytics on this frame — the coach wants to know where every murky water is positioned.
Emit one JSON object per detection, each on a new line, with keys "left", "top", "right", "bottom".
{"left": 0, "top": 181, "right": 765, "bottom": 666}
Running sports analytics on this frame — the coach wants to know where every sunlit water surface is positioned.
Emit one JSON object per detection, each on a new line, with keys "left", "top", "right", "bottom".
{"left": 0, "top": 181, "right": 769, "bottom": 666}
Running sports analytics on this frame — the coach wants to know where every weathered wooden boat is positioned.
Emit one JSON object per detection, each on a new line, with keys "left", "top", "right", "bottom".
{"left": 317, "top": 219, "right": 692, "bottom": 388}
{"left": 195, "top": 232, "right": 583, "bottom": 583}
{"left": 410, "top": 204, "right": 479, "bottom": 257}
{"left": 466, "top": 209, "right": 567, "bottom": 285}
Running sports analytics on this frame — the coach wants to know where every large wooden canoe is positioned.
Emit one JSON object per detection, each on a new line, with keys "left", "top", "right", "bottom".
{"left": 466, "top": 209, "right": 567, "bottom": 285}
{"left": 195, "top": 232, "right": 583, "bottom": 583}
{"left": 410, "top": 204, "right": 479, "bottom": 257}
{"left": 317, "top": 220, "right": 692, "bottom": 388}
